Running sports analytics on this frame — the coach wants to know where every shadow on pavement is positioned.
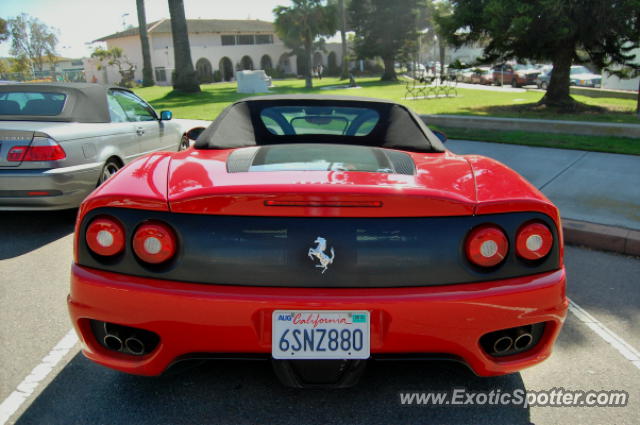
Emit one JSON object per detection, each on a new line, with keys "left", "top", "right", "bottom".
{"left": 16, "top": 354, "right": 531, "bottom": 425}
{"left": 0, "top": 210, "right": 76, "bottom": 260}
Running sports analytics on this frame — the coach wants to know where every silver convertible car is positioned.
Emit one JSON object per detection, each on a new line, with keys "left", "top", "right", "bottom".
{"left": 0, "top": 83, "right": 190, "bottom": 210}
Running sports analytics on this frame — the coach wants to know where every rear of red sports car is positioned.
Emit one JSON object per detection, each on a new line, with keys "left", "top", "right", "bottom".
{"left": 68, "top": 96, "right": 567, "bottom": 388}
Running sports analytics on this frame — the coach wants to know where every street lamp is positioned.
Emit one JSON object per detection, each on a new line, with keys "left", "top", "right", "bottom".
{"left": 121, "top": 13, "right": 130, "bottom": 30}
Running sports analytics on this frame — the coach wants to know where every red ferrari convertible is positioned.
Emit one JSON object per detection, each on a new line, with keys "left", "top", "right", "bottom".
{"left": 68, "top": 95, "right": 567, "bottom": 388}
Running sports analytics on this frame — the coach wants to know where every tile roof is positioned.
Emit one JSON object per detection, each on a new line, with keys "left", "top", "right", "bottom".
{"left": 95, "top": 19, "right": 274, "bottom": 42}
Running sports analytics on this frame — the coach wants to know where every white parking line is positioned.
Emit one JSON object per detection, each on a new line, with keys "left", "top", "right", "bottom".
{"left": 569, "top": 299, "right": 640, "bottom": 370}
{"left": 0, "top": 329, "right": 78, "bottom": 425}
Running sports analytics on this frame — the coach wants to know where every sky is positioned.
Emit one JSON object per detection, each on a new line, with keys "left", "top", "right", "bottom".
{"left": 1, "top": 0, "right": 289, "bottom": 58}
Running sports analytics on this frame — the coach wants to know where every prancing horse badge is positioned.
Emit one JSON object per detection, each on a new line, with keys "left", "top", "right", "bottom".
{"left": 307, "top": 236, "right": 335, "bottom": 274}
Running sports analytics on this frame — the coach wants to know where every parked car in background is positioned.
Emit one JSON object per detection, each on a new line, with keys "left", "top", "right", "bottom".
{"left": 470, "top": 67, "right": 494, "bottom": 85}
{"left": 536, "top": 65, "right": 602, "bottom": 90}
{"left": 536, "top": 64, "right": 553, "bottom": 75}
{"left": 570, "top": 65, "right": 601, "bottom": 88}
{"left": 492, "top": 63, "right": 540, "bottom": 87}
{"left": 459, "top": 68, "right": 476, "bottom": 83}
{"left": 0, "top": 83, "right": 191, "bottom": 210}
{"left": 69, "top": 94, "right": 568, "bottom": 388}
{"left": 536, "top": 70, "right": 552, "bottom": 89}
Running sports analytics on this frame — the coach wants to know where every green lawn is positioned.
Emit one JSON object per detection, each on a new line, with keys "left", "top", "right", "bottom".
{"left": 133, "top": 77, "right": 639, "bottom": 155}
{"left": 433, "top": 126, "right": 640, "bottom": 155}
{"left": 135, "top": 77, "right": 638, "bottom": 123}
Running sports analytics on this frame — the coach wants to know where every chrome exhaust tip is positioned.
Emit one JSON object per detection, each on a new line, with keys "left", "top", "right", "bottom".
{"left": 125, "top": 336, "right": 145, "bottom": 355}
{"left": 493, "top": 336, "right": 513, "bottom": 354}
{"left": 513, "top": 332, "right": 533, "bottom": 350}
{"left": 104, "top": 334, "right": 123, "bottom": 351}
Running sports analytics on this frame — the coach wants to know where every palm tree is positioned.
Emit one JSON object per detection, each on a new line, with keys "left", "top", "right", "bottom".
{"left": 338, "top": 0, "right": 349, "bottom": 79}
{"left": 274, "top": 0, "right": 337, "bottom": 89}
{"left": 136, "top": 0, "right": 154, "bottom": 87}
{"left": 167, "top": 0, "right": 200, "bottom": 92}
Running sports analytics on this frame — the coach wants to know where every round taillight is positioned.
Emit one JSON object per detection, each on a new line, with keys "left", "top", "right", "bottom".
{"left": 465, "top": 225, "right": 509, "bottom": 267}
{"left": 516, "top": 222, "right": 553, "bottom": 260}
{"left": 86, "top": 217, "right": 125, "bottom": 256}
{"left": 132, "top": 221, "right": 177, "bottom": 264}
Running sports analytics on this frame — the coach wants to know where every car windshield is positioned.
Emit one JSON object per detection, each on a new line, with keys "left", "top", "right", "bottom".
{"left": 514, "top": 64, "right": 536, "bottom": 71}
{"left": 260, "top": 106, "right": 380, "bottom": 136}
{"left": 0, "top": 91, "right": 67, "bottom": 116}
{"left": 570, "top": 66, "right": 590, "bottom": 75}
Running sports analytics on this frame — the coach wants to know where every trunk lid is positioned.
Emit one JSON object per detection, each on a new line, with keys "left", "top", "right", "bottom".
{"left": 167, "top": 146, "right": 477, "bottom": 217}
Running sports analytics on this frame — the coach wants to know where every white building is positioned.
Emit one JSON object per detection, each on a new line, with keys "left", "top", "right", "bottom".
{"left": 601, "top": 47, "right": 639, "bottom": 92}
{"left": 87, "top": 19, "right": 344, "bottom": 85}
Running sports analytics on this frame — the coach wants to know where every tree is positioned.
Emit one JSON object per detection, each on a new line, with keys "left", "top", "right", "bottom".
{"left": 0, "top": 58, "right": 9, "bottom": 76}
{"left": 348, "top": 0, "right": 424, "bottom": 81}
{"left": 274, "top": 0, "right": 337, "bottom": 89}
{"left": 0, "top": 18, "right": 8, "bottom": 42}
{"left": 337, "top": 0, "right": 349, "bottom": 79}
{"left": 7, "top": 14, "right": 58, "bottom": 72}
{"left": 167, "top": 0, "right": 200, "bottom": 92}
{"left": 136, "top": 0, "right": 154, "bottom": 87}
{"left": 91, "top": 47, "right": 136, "bottom": 87}
{"left": 424, "top": 1, "right": 453, "bottom": 78}
{"left": 438, "top": 0, "right": 640, "bottom": 109}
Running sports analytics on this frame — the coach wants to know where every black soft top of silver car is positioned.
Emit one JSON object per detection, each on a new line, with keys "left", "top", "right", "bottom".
{"left": 0, "top": 83, "right": 130, "bottom": 123}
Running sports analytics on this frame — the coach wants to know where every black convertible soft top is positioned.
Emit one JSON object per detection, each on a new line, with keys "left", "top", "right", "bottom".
{"left": 195, "top": 95, "right": 446, "bottom": 153}
{"left": 0, "top": 83, "right": 131, "bottom": 123}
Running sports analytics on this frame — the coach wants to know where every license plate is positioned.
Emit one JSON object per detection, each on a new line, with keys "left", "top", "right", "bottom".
{"left": 272, "top": 310, "right": 370, "bottom": 359}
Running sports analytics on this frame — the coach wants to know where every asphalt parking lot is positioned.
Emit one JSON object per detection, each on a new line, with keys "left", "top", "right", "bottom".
{"left": 1, "top": 209, "right": 639, "bottom": 425}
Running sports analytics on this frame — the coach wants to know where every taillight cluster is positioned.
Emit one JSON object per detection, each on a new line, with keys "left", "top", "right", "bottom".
{"left": 86, "top": 217, "right": 126, "bottom": 256}
{"left": 85, "top": 216, "right": 177, "bottom": 264}
{"left": 516, "top": 222, "right": 553, "bottom": 260}
{"left": 7, "top": 137, "right": 66, "bottom": 162}
{"left": 132, "top": 222, "right": 177, "bottom": 264}
{"left": 465, "top": 221, "right": 553, "bottom": 268}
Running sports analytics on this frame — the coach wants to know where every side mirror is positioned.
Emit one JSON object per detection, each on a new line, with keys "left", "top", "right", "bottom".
{"left": 432, "top": 130, "right": 448, "bottom": 143}
{"left": 160, "top": 110, "right": 173, "bottom": 120}
{"left": 186, "top": 127, "right": 205, "bottom": 141}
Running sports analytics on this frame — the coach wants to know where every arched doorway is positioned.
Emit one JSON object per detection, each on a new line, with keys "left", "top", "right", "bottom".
{"left": 260, "top": 55, "right": 273, "bottom": 74}
{"left": 296, "top": 54, "right": 307, "bottom": 77}
{"left": 240, "top": 55, "right": 254, "bottom": 71}
{"left": 278, "top": 53, "right": 291, "bottom": 74}
{"left": 328, "top": 52, "right": 338, "bottom": 76}
{"left": 218, "top": 57, "right": 233, "bottom": 81}
{"left": 195, "top": 58, "right": 213, "bottom": 83}
{"left": 313, "top": 52, "right": 324, "bottom": 68}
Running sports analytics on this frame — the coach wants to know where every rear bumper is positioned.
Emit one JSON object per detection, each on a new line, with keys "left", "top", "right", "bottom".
{"left": 0, "top": 164, "right": 100, "bottom": 210}
{"left": 68, "top": 264, "right": 568, "bottom": 377}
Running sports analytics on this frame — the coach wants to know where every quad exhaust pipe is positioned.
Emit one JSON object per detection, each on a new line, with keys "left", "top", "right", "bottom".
{"left": 513, "top": 332, "right": 533, "bottom": 351}
{"left": 103, "top": 323, "right": 124, "bottom": 351}
{"left": 124, "top": 336, "right": 146, "bottom": 356}
{"left": 481, "top": 324, "right": 544, "bottom": 357}
{"left": 97, "top": 321, "right": 157, "bottom": 356}
{"left": 103, "top": 334, "right": 123, "bottom": 351}
{"left": 492, "top": 336, "right": 513, "bottom": 354}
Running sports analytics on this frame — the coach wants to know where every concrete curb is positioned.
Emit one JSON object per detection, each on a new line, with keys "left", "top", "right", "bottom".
{"left": 563, "top": 219, "right": 640, "bottom": 256}
{"left": 421, "top": 114, "right": 640, "bottom": 139}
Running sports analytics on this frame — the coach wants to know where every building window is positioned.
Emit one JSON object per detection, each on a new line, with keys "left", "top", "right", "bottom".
{"left": 221, "top": 35, "right": 236, "bottom": 46}
{"left": 155, "top": 67, "right": 167, "bottom": 82}
{"left": 71, "top": 60, "right": 83, "bottom": 66}
{"left": 237, "top": 34, "right": 254, "bottom": 45}
{"left": 255, "top": 34, "right": 273, "bottom": 45}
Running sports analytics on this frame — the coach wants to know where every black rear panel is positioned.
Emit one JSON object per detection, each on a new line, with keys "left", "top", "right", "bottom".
{"left": 77, "top": 208, "right": 560, "bottom": 288}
